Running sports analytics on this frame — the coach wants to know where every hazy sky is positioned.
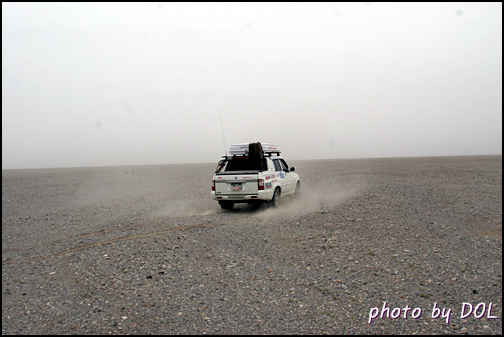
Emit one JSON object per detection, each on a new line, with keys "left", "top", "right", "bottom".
{"left": 2, "top": 2, "right": 502, "bottom": 169}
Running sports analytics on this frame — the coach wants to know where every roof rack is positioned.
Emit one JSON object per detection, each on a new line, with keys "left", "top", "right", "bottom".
{"left": 228, "top": 142, "right": 281, "bottom": 157}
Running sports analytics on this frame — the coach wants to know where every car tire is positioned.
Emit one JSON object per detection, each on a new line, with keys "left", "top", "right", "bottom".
{"left": 269, "top": 188, "right": 281, "bottom": 208}
{"left": 294, "top": 181, "right": 301, "bottom": 199}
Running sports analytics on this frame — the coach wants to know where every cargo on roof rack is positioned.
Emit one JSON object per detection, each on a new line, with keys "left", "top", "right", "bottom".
{"left": 228, "top": 142, "right": 281, "bottom": 157}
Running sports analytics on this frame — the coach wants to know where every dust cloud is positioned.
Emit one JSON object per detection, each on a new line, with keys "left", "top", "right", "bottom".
{"left": 253, "top": 181, "right": 363, "bottom": 219}
{"left": 153, "top": 198, "right": 218, "bottom": 217}
{"left": 14, "top": 161, "right": 367, "bottom": 224}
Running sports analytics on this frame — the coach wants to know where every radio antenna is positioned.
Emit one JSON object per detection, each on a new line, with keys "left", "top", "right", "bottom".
{"left": 218, "top": 105, "right": 228, "bottom": 157}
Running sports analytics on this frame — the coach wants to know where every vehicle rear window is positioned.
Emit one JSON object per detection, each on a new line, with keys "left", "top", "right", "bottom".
{"left": 225, "top": 157, "right": 266, "bottom": 171}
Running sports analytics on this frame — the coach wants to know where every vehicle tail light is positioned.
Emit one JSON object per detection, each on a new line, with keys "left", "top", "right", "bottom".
{"left": 212, "top": 180, "right": 215, "bottom": 191}
{"left": 258, "top": 179, "right": 264, "bottom": 190}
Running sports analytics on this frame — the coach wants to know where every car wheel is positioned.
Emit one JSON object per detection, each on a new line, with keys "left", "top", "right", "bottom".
{"left": 269, "top": 188, "right": 281, "bottom": 208}
{"left": 294, "top": 181, "right": 301, "bottom": 199}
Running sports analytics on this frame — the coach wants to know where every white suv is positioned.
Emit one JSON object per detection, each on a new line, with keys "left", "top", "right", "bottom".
{"left": 211, "top": 142, "right": 300, "bottom": 210}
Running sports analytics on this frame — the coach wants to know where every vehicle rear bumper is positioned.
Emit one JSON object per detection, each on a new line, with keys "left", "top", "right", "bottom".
{"left": 212, "top": 190, "right": 273, "bottom": 203}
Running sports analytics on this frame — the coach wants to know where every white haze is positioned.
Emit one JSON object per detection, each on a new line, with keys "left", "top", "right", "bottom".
{"left": 2, "top": 2, "right": 502, "bottom": 169}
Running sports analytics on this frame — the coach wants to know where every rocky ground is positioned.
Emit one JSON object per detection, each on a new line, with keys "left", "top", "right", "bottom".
{"left": 2, "top": 155, "right": 502, "bottom": 334}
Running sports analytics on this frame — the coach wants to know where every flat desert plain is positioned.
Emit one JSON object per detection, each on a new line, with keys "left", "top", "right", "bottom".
{"left": 2, "top": 155, "right": 502, "bottom": 334}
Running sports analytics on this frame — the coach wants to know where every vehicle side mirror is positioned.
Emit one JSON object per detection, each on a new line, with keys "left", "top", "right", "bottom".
{"left": 290, "top": 167, "right": 295, "bottom": 172}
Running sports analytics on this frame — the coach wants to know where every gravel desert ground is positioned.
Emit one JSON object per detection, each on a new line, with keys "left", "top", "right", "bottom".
{"left": 2, "top": 155, "right": 502, "bottom": 334}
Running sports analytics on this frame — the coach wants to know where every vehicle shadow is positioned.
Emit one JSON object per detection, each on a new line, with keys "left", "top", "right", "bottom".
{"left": 221, "top": 203, "right": 264, "bottom": 213}
{"left": 220, "top": 195, "right": 300, "bottom": 214}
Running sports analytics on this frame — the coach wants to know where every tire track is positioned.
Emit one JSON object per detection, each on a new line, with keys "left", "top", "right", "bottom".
{"left": 2, "top": 213, "right": 254, "bottom": 265}
{"left": 2, "top": 212, "right": 220, "bottom": 253}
